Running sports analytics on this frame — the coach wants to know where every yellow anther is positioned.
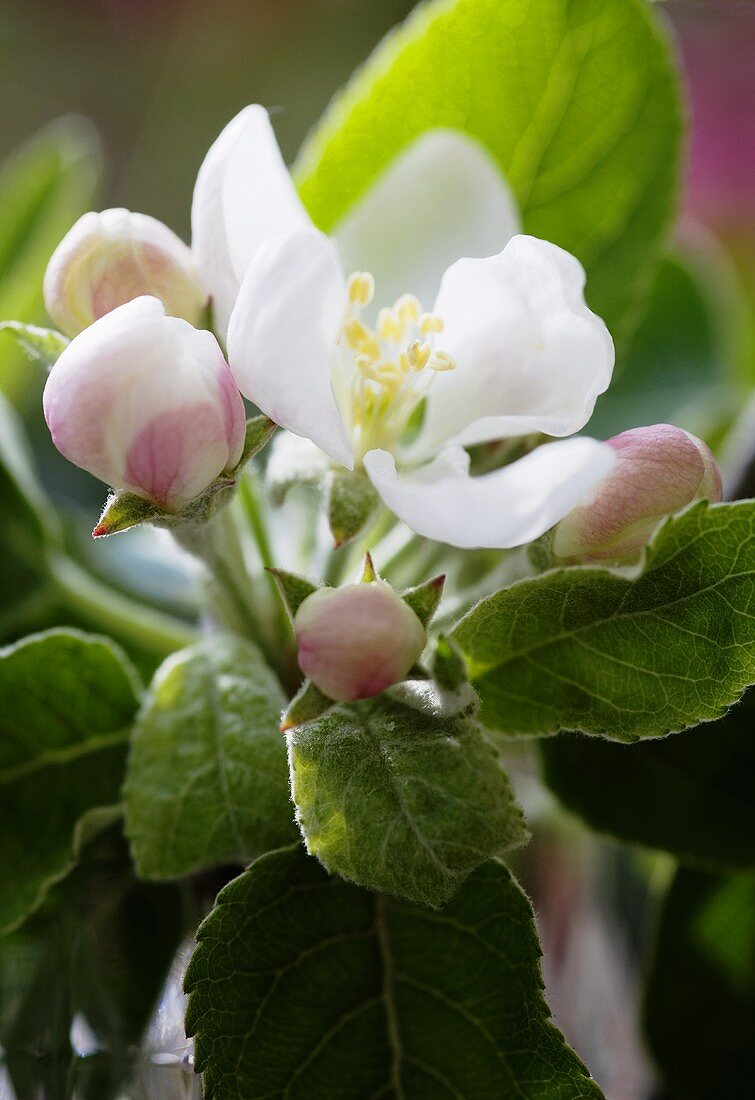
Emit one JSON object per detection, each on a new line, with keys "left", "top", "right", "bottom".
{"left": 343, "top": 318, "right": 370, "bottom": 349}
{"left": 419, "top": 312, "right": 444, "bottom": 335}
{"left": 429, "top": 350, "right": 457, "bottom": 372}
{"left": 395, "top": 294, "right": 421, "bottom": 324}
{"left": 407, "top": 339, "right": 432, "bottom": 371}
{"left": 356, "top": 354, "right": 380, "bottom": 381}
{"left": 378, "top": 308, "right": 402, "bottom": 343}
{"left": 398, "top": 351, "right": 411, "bottom": 373}
{"left": 347, "top": 271, "right": 375, "bottom": 309}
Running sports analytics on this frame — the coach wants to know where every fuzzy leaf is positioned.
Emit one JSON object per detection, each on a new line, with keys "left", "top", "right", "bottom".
{"left": 287, "top": 696, "right": 527, "bottom": 906}
{"left": 124, "top": 635, "right": 297, "bottom": 879}
{"left": 268, "top": 568, "right": 320, "bottom": 621}
{"left": 281, "top": 679, "right": 334, "bottom": 731}
{"left": 0, "top": 629, "right": 141, "bottom": 935}
{"left": 401, "top": 574, "right": 445, "bottom": 627}
{"left": 185, "top": 845, "right": 605, "bottom": 1100}
{"left": 453, "top": 502, "right": 755, "bottom": 742}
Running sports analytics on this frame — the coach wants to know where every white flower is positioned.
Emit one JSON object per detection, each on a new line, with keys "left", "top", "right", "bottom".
{"left": 197, "top": 106, "right": 616, "bottom": 550}
{"left": 43, "top": 296, "right": 246, "bottom": 510}
{"left": 44, "top": 209, "right": 206, "bottom": 336}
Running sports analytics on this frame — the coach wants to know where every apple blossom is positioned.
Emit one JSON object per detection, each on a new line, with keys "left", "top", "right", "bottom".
{"left": 294, "top": 580, "right": 426, "bottom": 702}
{"left": 551, "top": 424, "right": 723, "bottom": 563}
{"left": 43, "top": 296, "right": 246, "bottom": 511}
{"left": 44, "top": 208, "right": 206, "bottom": 336}
{"left": 187, "top": 105, "right": 617, "bottom": 550}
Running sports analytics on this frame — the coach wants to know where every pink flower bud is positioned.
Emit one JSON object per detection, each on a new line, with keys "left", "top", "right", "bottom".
{"left": 44, "top": 209, "right": 206, "bottom": 336}
{"left": 551, "top": 424, "right": 723, "bottom": 563}
{"left": 43, "top": 296, "right": 246, "bottom": 510}
{"left": 295, "top": 581, "right": 427, "bottom": 702}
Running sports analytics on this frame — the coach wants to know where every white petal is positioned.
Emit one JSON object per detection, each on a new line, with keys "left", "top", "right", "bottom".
{"left": 227, "top": 229, "right": 354, "bottom": 469}
{"left": 415, "top": 235, "right": 614, "bottom": 457}
{"left": 191, "top": 105, "right": 311, "bottom": 336}
{"left": 363, "top": 438, "right": 616, "bottom": 549}
{"left": 335, "top": 130, "right": 520, "bottom": 316}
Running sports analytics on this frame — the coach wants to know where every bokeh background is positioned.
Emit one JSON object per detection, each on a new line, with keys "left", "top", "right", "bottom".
{"left": 0, "top": 3, "right": 753, "bottom": 1099}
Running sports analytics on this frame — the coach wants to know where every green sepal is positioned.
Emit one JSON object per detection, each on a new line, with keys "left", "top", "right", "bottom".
{"left": 400, "top": 573, "right": 445, "bottom": 627}
{"left": 0, "top": 321, "right": 68, "bottom": 371}
{"left": 280, "top": 679, "right": 335, "bottom": 732}
{"left": 239, "top": 414, "right": 277, "bottom": 465}
{"left": 92, "top": 416, "right": 276, "bottom": 538}
{"left": 431, "top": 633, "right": 468, "bottom": 692}
{"left": 267, "top": 568, "right": 320, "bottom": 622}
{"left": 325, "top": 467, "right": 380, "bottom": 546}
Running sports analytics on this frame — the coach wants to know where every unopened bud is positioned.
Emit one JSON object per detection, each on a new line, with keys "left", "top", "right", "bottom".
{"left": 43, "top": 296, "right": 245, "bottom": 510}
{"left": 294, "top": 580, "right": 426, "bottom": 702}
{"left": 551, "top": 424, "right": 723, "bottom": 564}
{"left": 44, "top": 209, "right": 206, "bottom": 337}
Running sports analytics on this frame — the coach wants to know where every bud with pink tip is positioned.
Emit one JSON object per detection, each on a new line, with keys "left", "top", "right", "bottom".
{"left": 551, "top": 424, "right": 723, "bottom": 564}
{"left": 43, "top": 296, "right": 246, "bottom": 512}
{"left": 43, "top": 209, "right": 206, "bottom": 337}
{"left": 294, "top": 580, "right": 427, "bottom": 702}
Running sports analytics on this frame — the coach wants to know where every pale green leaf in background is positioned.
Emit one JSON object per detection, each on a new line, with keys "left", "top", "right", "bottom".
{"left": 185, "top": 844, "right": 605, "bottom": 1100}
{"left": 288, "top": 695, "right": 527, "bottom": 906}
{"left": 124, "top": 635, "right": 297, "bottom": 879}
{"left": 296, "top": 0, "right": 681, "bottom": 340}
{"left": 0, "top": 117, "right": 101, "bottom": 404}
{"left": 453, "top": 502, "right": 755, "bottom": 742}
{"left": 0, "top": 629, "right": 140, "bottom": 935}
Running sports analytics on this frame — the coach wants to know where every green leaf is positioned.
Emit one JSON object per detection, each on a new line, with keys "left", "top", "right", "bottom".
{"left": 0, "top": 321, "right": 68, "bottom": 370}
{"left": 644, "top": 866, "right": 755, "bottom": 1100}
{"left": 0, "top": 117, "right": 101, "bottom": 403}
{"left": 186, "top": 845, "right": 605, "bottom": 1100}
{"left": 0, "top": 629, "right": 141, "bottom": 935}
{"left": 539, "top": 693, "right": 755, "bottom": 870}
{"left": 287, "top": 696, "right": 527, "bottom": 906}
{"left": 453, "top": 502, "right": 755, "bottom": 742}
{"left": 326, "top": 468, "right": 381, "bottom": 546}
{"left": 239, "top": 414, "right": 277, "bottom": 466}
{"left": 0, "top": 391, "right": 58, "bottom": 637}
{"left": 296, "top": 0, "right": 681, "bottom": 337}
{"left": 588, "top": 252, "right": 729, "bottom": 439}
{"left": 0, "top": 825, "right": 184, "bottom": 1099}
{"left": 124, "top": 635, "right": 297, "bottom": 879}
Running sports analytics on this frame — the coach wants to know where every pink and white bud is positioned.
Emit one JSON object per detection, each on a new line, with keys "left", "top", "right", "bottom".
{"left": 43, "top": 209, "right": 206, "bottom": 337}
{"left": 294, "top": 581, "right": 427, "bottom": 702}
{"left": 552, "top": 424, "right": 723, "bottom": 563}
{"left": 43, "top": 296, "right": 246, "bottom": 510}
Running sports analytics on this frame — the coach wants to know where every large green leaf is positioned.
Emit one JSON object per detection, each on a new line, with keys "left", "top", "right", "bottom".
{"left": 288, "top": 695, "right": 527, "bottom": 906}
{"left": 185, "top": 844, "right": 605, "bottom": 1100}
{"left": 0, "top": 629, "right": 140, "bottom": 935}
{"left": 453, "top": 502, "right": 755, "bottom": 742}
{"left": 643, "top": 866, "right": 755, "bottom": 1100}
{"left": 539, "top": 693, "right": 755, "bottom": 870}
{"left": 296, "top": 0, "right": 681, "bottom": 337}
{"left": 0, "top": 117, "right": 101, "bottom": 403}
{"left": 124, "top": 635, "right": 297, "bottom": 879}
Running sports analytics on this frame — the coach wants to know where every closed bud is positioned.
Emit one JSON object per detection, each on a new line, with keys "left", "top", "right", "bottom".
{"left": 294, "top": 580, "right": 426, "bottom": 702}
{"left": 551, "top": 424, "right": 723, "bottom": 564}
{"left": 43, "top": 296, "right": 246, "bottom": 510}
{"left": 44, "top": 208, "right": 206, "bottom": 337}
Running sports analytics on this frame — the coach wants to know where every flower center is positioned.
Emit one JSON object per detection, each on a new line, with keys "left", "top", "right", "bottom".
{"left": 335, "top": 271, "right": 456, "bottom": 462}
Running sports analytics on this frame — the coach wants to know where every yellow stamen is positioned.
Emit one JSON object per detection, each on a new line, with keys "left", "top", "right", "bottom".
{"left": 407, "top": 339, "right": 432, "bottom": 371}
{"left": 347, "top": 271, "right": 375, "bottom": 309}
{"left": 420, "top": 312, "right": 444, "bottom": 335}
{"left": 429, "top": 350, "right": 456, "bottom": 372}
